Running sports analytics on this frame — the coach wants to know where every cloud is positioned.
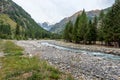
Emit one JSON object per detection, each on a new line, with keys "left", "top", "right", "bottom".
{"left": 12, "top": 0, "right": 115, "bottom": 24}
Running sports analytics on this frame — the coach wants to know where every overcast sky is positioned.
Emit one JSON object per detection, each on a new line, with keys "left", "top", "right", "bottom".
{"left": 12, "top": 0, "right": 115, "bottom": 24}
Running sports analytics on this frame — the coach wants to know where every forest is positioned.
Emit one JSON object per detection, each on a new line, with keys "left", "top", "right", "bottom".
{"left": 63, "top": 0, "right": 120, "bottom": 47}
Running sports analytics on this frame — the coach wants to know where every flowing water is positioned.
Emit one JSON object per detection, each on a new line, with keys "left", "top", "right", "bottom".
{"left": 40, "top": 42, "right": 120, "bottom": 60}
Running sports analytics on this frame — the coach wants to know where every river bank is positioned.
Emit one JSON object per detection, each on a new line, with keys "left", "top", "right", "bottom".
{"left": 16, "top": 40, "right": 120, "bottom": 80}
{"left": 43, "top": 40, "right": 120, "bottom": 56}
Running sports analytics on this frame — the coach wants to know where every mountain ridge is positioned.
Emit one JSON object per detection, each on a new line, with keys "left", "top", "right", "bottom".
{"left": 49, "top": 9, "right": 107, "bottom": 34}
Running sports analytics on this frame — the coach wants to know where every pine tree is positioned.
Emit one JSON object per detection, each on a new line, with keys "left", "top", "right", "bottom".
{"left": 63, "top": 21, "right": 73, "bottom": 42}
{"left": 97, "top": 10, "right": 105, "bottom": 44}
{"left": 102, "top": 0, "right": 120, "bottom": 47}
{"left": 68, "top": 21, "right": 73, "bottom": 42}
{"left": 85, "top": 20, "right": 93, "bottom": 44}
{"left": 73, "top": 15, "right": 80, "bottom": 43}
{"left": 85, "top": 19, "right": 97, "bottom": 44}
{"left": 92, "top": 16, "right": 98, "bottom": 44}
{"left": 78, "top": 10, "right": 88, "bottom": 44}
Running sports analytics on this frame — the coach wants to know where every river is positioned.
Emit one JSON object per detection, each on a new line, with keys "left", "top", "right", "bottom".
{"left": 41, "top": 42, "right": 120, "bottom": 60}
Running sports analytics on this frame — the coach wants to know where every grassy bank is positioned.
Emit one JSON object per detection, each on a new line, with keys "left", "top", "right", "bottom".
{"left": 0, "top": 40, "right": 74, "bottom": 80}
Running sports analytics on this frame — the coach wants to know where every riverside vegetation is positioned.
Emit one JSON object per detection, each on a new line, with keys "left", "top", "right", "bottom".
{"left": 0, "top": 40, "right": 74, "bottom": 80}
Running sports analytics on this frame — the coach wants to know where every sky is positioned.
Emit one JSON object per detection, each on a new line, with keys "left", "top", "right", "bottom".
{"left": 12, "top": 0, "right": 115, "bottom": 24}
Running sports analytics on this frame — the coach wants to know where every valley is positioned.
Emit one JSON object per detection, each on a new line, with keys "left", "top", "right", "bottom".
{"left": 0, "top": 0, "right": 120, "bottom": 80}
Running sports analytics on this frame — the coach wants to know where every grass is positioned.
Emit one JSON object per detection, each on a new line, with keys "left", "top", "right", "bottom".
{"left": 0, "top": 40, "right": 74, "bottom": 80}
{"left": 3, "top": 41, "right": 24, "bottom": 56}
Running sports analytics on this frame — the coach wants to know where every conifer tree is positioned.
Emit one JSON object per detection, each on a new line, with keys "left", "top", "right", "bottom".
{"left": 85, "top": 20, "right": 93, "bottom": 44}
{"left": 63, "top": 21, "right": 73, "bottom": 42}
{"left": 68, "top": 21, "right": 73, "bottom": 42}
{"left": 73, "top": 15, "right": 80, "bottom": 43}
{"left": 92, "top": 16, "right": 98, "bottom": 43}
{"left": 102, "top": 0, "right": 120, "bottom": 47}
{"left": 97, "top": 10, "right": 105, "bottom": 44}
{"left": 78, "top": 10, "right": 88, "bottom": 44}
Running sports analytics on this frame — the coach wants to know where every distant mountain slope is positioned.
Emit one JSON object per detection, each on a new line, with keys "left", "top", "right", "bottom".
{"left": 0, "top": 0, "right": 50, "bottom": 39}
{"left": 50, "top": 9, "right": 105, "bottom": 34}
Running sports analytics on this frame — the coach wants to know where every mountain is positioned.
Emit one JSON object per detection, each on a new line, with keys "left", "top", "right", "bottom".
{"left": 38, "top": 22, "right": 53, "bottom": 31}
{"left": 0, "top": 0, "right": 50, "bottom": 39}
{"left": 49, "top": 9, "right": 102, "bottom": 34}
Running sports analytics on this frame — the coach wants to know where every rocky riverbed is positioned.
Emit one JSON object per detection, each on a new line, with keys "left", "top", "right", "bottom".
{"left": 42, "top": 40, "right": 120, "bottom": 56}
{"left": 16, "top": 40, "right": 120, "bottom": 80}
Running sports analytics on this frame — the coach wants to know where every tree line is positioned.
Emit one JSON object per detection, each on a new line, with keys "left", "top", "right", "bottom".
{"left": 0, "top": 20, "right": 61, "bottom": 40}
{"left": 63, "top": 0, "right": 120, "bottom": 47}
{"left": 0, "top": 21, "right": 52, "bottom": 40}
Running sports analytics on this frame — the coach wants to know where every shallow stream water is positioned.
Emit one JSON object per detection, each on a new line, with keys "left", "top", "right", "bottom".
{"left": 40, "top": 42, "right": 120, "bottom": 60}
